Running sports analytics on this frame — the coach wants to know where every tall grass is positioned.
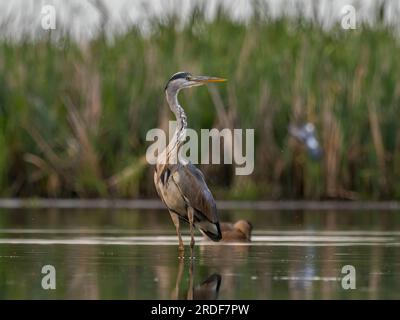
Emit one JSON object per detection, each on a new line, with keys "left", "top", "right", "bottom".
{"left": 0, "top": 5, "right": 399, "bottom": 199}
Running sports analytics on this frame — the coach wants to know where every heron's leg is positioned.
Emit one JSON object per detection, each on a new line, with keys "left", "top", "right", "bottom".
{"left": 187, "top": 259, "right": 194, "bottom": 300}
{"left": 169, "top": 211, "right": 184, "bottom": 256}
{"left": 187, "top": 207, "right": 195, "bottom": 258}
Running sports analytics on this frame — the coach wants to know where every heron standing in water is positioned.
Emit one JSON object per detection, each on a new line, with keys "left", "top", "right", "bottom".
{"left": 154, "top": 72, "right": 226, "bottom": 257}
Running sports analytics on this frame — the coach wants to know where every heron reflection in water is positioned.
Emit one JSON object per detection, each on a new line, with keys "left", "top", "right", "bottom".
{"left": 172, "top": 259, "right": 222, "bottom": 300}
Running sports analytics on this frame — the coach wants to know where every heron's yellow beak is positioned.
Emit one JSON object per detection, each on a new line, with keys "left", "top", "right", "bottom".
{"left": 191, "top": 76, "right": 227, "bottom": 83}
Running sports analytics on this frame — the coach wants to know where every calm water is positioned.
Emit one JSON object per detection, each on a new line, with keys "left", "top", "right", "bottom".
{"left": 0, "top": 208, "right": 399, "bottom": 299}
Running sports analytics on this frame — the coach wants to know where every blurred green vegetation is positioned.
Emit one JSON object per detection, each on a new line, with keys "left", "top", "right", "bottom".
{"left": 0, "top": 5, "right": 399, "bottom": 199}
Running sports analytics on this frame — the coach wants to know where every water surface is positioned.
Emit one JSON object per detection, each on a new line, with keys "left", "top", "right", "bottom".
{"left": 0, "top": 208, "right": 399, "bottom": 299}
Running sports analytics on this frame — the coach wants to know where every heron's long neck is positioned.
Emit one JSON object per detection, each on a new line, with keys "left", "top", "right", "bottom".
{"left": 161, "top": 89, "right": 187, "bottom": 164}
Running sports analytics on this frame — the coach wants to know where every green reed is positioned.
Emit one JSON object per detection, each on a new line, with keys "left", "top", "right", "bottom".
{"left": 0, "top": 5, "right": 399, "bottom": 199}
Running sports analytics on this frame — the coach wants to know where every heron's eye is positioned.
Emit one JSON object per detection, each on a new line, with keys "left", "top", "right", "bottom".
{"left": 186, "top": 76, "right": 191, "bottom": 81}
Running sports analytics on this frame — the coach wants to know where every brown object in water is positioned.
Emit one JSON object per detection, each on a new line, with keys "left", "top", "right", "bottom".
{"left": 219, "top": 220, "right": 253, "bottom": 242}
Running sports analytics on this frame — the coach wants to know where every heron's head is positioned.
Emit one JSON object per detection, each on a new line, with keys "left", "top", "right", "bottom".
{"left": 165, "top": 71, "right": 226, "bottom": 92}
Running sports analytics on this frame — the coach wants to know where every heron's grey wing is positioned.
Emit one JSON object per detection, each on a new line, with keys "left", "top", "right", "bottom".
{"left": 170, "top": 163, "right": 221, "bottom": 241}
{"left": 172, "top": 163, "right": 218, "bottom": 223}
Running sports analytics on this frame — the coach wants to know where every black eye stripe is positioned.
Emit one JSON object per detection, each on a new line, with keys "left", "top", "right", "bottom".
{"left": 165, "top": 72, "right": 192, "bottom": 90}
{"left": 169, "top": 72, "right": 191, "bottom": 82}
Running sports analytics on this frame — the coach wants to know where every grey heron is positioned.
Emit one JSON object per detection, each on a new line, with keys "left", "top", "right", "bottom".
{"left": 154, "top": 71, "right": 226, "bottom": 257}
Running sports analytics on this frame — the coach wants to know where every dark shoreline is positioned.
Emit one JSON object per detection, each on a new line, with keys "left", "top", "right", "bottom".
{"left": 1, "top": 199, "right": 400, "bottom": 211}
